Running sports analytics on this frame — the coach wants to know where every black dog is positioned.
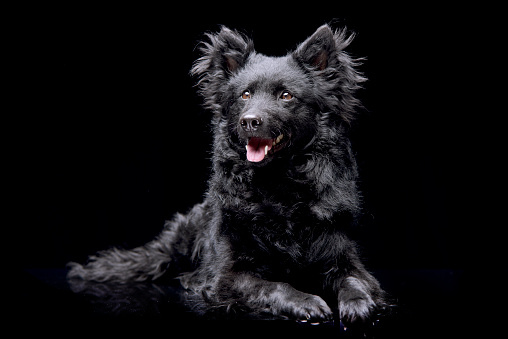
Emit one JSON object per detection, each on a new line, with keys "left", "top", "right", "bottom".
{"left": 67, "top": 24, "right": 386, "bottom": 323}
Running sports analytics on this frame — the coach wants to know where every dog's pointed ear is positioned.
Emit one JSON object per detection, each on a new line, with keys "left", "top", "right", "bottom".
{"left": 293, "top": 24, "right": 338, "bottom": 71}
{"left": 195, "top": 26, "right": 253, "bottom": 73}
{"left": 293, "top": 25, "right": 365, "bottom": 123}
{"left": 191, "top": 27, "right": 254, "bottom": 109}
{"left": 191, "top": 26, "right": 254, "bottom": 111}
{"left": 216, "top": 27, "right": 253, "bottom": 73}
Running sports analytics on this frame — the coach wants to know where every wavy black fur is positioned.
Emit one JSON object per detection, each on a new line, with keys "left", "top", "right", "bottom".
{"left": 67, "top": 24, "right": 387, "bottom": 324}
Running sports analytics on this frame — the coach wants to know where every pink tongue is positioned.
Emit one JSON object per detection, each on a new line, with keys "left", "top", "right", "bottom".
{"left": 246, "top": 138, "right": 272, "bottom": 162}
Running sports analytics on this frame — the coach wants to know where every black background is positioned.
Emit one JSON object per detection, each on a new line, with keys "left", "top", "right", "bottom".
{"left": 8, "top": 4, "right": 499, "bottom": 337}
{"left": 11, "top": 5, "right": 481, "bottom": 281}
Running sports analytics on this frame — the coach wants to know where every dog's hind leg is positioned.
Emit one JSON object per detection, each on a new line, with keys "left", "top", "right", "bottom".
{"left": 67, "top": 202, "right": 208, "bottom": 283}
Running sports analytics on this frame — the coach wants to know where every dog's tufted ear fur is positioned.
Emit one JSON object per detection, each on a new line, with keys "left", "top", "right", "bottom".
{"left": 293, "top": 24, "right": 366, "bottom": 123}
{"left": 191, "top": 26, "right": 254, "bottom": 112}
{"left": 293, "top": 24, "right": 339, "bottom": 71}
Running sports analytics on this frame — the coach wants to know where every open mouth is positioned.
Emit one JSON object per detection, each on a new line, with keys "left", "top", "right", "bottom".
{"left": 245, "top": 133, "right": 289, "bottom": 162}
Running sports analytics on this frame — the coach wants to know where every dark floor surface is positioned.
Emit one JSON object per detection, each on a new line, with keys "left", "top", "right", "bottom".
{"left": 10, "top": 268, "right": 469, "bottom": 338}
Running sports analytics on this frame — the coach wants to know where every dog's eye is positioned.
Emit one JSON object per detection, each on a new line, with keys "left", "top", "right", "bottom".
{"left": 280, "top": 91, "right": 293, "bottom": 101}
{"left": 241, "top": 90, "right": 251, "bottom": 100}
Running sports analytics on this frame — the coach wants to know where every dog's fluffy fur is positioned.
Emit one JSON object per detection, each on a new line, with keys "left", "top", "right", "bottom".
{"left": 67, "top": 25, "right": 386, "bottom": 323}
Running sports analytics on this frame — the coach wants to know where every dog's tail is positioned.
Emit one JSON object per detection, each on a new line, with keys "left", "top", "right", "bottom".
{"left": 66, "top": 201, "right": 209, "bottom": 283}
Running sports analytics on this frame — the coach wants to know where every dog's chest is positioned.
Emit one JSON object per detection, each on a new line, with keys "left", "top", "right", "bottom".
{"left": 224, "top": 197, "right": 318, "bottom": 257}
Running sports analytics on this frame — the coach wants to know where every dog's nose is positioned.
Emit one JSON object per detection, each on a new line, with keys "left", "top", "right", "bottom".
{"left": 240, "top": 114, "right": 263, "bottom": 132}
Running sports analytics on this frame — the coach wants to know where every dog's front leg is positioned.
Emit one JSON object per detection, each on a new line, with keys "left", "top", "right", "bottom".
{"left": 217, "top": 272, "right": 333, "bottom": 321}
{"left": 330, "top": 265, "right": 386, "bottom": 324}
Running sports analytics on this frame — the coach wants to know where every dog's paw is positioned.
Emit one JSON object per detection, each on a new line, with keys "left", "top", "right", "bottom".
{"left": 291, "top": 294, "right": 333, "bottom": 321}
{"left": 339, "top": 295, "right": 375, "bottom": 323}
{"left": 274, "top": 286, "right": 333, "bottom": 322}
{"left": 338, "top": 277, "right": 376, "bottom": 323}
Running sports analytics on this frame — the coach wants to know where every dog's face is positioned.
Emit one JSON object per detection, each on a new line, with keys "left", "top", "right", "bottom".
{"left": 224, "top": 55, "right": 316, "bottom": 163}
{"left": 192, "top": 25, "right": 364, "bottom": 165}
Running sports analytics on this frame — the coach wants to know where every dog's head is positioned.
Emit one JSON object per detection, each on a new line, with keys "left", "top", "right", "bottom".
{"left": 192, "top": 25, "right": 365, "bottom": 165}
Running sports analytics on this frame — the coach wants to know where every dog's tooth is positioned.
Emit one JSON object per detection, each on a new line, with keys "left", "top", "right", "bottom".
{"left": 264, "top": 145, "right": 268, "bottom": 155}
{"left": 245, "top": 145, "right": 248, "bottom": 151}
